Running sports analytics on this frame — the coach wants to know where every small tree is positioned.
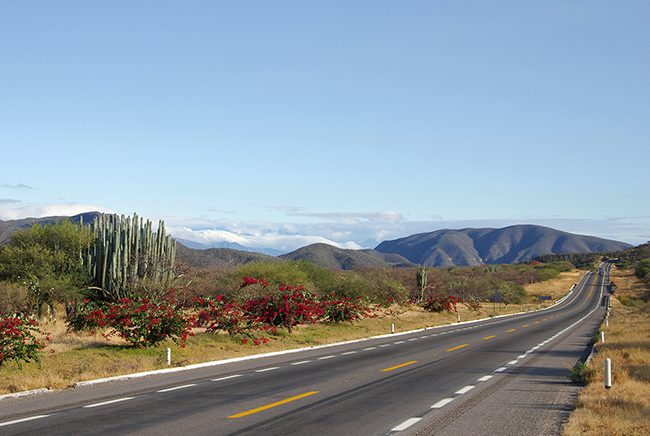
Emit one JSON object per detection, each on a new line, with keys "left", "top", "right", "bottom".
{"left": 0, "top": 221, "right": 93, "bottom": 318}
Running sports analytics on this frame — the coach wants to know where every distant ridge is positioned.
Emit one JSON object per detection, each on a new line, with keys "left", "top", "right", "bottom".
{"left": 0, "top": 212, "right": 101, "bottom": 245}
{"left": 0, "top": 215, "right": 634, "bottom": 270}
{"left": 279, "top": 243, "right": 412, "bottom": 270}
{"left": 175, "top": 243, "right": 278, "bottom": 268}
{"left": 375, "top": 224, "right": 632, "bottom": 267}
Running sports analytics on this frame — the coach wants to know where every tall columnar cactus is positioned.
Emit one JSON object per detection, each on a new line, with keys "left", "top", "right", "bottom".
{"left": 83, "top": 213, "right": 176, "bottom": 301}
{"left": 416, "top": 264, "right": 428, "bottom": 301}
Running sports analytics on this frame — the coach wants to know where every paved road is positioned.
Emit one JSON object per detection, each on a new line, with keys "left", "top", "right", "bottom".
{"left": 0, "top": 264, "right": 609, "bottom": 435}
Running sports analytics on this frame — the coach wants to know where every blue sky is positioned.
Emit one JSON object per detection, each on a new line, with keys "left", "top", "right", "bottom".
{"left": 1, "top": 1, "right": 649, "bottom": 251}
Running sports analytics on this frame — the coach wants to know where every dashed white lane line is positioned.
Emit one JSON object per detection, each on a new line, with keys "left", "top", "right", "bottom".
{"left": 156, "top": 384, "right": 197, "bottom": 393}
{"left": 341, "top": 351, "right": 357, "bottom": 355}
{"left": 408, "top": 338, "right": 418, "bottom": 342}
{"left": 419, "top": 335, "right": 428, "bottom": 339}
{"left": 379, "top": 344, "right": 390, "bottom": 348}
{"left": 0, "top": 415, "right": 51, "bottom": 427}
{"left": 518, "top": 354, "right": 527, "bottom": 359}
{"left": 477, "top": 375, "right": 493, "bottom": 382}
{"left": 83, "top": 396, "right": 137, "bottom": 407}
{"left": 212, "top": 374, "right": 243, "bottom": 382}
{"left": 494, "top": 367, "right": 507, "bottom": 372}
{"left": 507, "top": 360, "right": 518, "bottom": 365}
{"left": 394, "top": 341, "right": 405, "bottom": 344}
{"left": 363, "top": 347, "right": 377, "bottom": 351}
{"left": 391, "top": 417, "right": 422, "bottom": 431}
{"left": 255, "top": 367, "right": 280, "bottom": 373}
{"left": 455, "top": 385, "right": 475, "bottom": 395}
{"left": 291, "top": 360, "right": 311, "bottom": 365}
{"left": 431, "top": 398, "right": 455, "bottom": 409}
{"left": 318, "top": 355, "right": 336, "bottom": 360}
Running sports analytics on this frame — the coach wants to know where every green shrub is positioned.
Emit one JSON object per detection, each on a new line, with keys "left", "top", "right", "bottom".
{"left": 569, "top": 361, "right": 594, "bottom": 386}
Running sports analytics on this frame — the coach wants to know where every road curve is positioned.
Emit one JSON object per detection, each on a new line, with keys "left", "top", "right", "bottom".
{"left": 0, "top": 265, "right": 610, "bottom": 435}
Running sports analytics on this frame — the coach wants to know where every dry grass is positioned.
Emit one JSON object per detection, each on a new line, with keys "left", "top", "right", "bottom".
{"left": 564, "top": 266, "right": 650, "bottom": 435}
{"left": 0, "top": 272, "right": 579, "bottom": 395}
{"left": 525, "top": 269, "right": 584, "bottom": 300}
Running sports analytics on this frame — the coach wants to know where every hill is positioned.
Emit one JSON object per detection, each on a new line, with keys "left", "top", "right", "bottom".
{"left": 375, "top": 225, "right": 633, "bottom": 267}
{"left": 279, "top": 243, "right": 412, "bottom": 270}
{"left": 0, "top": 212, "right": 101, "bottom": 245}
{"left": 175, "top": 243, "right": 278, "bottom": 268}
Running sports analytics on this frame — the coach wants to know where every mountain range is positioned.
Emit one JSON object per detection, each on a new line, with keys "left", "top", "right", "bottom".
{"left": 375, "top": 225, "right": 632, "bottom": 267}
{"left": 0, "top": 213, "right": 634, "bottom": 270}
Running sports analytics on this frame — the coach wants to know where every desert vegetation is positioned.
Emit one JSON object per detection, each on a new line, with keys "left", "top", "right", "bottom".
{"left": 0, "top": 213, "right": 583, "bottom": 393}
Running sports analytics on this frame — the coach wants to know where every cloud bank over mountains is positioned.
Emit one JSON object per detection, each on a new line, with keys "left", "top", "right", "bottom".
{"left": 1, "top": 201, "right": 647, "bottom": 253}
{"left": 0, "top": 203, "right": 114, "bottom": 221}
{"left": 162, "top": 212, "right": 649, "bottom": 254}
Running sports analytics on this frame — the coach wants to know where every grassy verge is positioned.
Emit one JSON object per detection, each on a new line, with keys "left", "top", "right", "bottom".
{"left": 0, "top": 270, "right": 579, "bottom": 395}
{"left": 524, "top": 269, "right": 583, "bottom": 300}
{"left": 563, "top": 266, "right": 650, "bottom": 435}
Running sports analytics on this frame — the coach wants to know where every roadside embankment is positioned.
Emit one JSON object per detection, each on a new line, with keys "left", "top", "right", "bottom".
{"left": 564, "top": 266, "right": 650, "bottom": 435}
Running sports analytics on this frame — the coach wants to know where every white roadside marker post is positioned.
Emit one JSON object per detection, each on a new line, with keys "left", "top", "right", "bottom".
{"left": 457, "top": 314, "right": 461, "bottom": 323}
{"left": 605, "top": 358, "right": 612, "bottom": 389}
{"left": 601, "top": 332, "right": 605, "bottom": 343}
{"left": 391, "top": 323, "right": 395, "bottom": 334}
{"left": 166, "top": 347, "right": 171, "bottom": 366}
{"left": 605, "top": 318, "right": 609, "bottom": 327}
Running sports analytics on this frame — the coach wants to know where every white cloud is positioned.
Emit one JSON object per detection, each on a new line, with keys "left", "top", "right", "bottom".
{"left": 0, "top": 203, "right": 114, "bottom": 221}
{"left": 0, "top": 183, "right": 35, "bottom": 190}
{"left": 167, "top": 225, "right": 362, "bottom": 253}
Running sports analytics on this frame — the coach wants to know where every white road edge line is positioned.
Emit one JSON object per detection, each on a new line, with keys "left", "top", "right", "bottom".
{"left": 83, "top": 397, "right": 136, "bottom": 408}
{"left": 0, "top": 415, "right": 51, "bottom": 427}
{"left": 211, "top": 374, "right": 243, "bottom": 382}
{"left": 431, "top": 398, "right": 454, "bottom": 409}
{"left": 255, "top": 367, "right": 280, "bottom": 372}
{"left": 455, "top": 385, "right": 475, "bottom": 395}
{"left": 156, "top": 384, "right": 197, "bottom": 393}
{"left": 391, "top": 417, "right": 422, "bottom": 432}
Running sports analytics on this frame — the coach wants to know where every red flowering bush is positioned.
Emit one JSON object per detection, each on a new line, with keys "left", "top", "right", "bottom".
{"left": 0, "top": 315, "right": 48, "bottom": 367}
{"left": 194, "top": 295, "right": 262, "bottom": 337}
{"left": 422, "top": 293, "right": 461, "bottom": 313}
{"left": 67, "top": 292, "right": 194, "bottom": 347}
{"left": 319, "top": 292, "right": 372, "bottom": 323}
{"left": 241, "top": 280, "right": 323, "bottom": 333}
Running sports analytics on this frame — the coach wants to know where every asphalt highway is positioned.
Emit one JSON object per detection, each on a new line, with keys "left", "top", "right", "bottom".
{"left": 0, "top": 264, "right": 610, "bottom": 435}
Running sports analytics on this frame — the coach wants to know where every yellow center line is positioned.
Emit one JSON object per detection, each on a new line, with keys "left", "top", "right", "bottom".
{"left": 381, "top": 360, "right": 418, "bottom": 372}
{"left": 446, "top": 343, "right": 469, "bottom": 352}
{"left": 483, "top": 335, "right": 496, "bottom": 340}
{"left": 533, "top": 321, "right": 540, "bottom": 324}
{"left": 522, "top": 324, "right": 529, "bottom": 328}
{"left": 228, "top": 391, "right": 319, "bottom": 419}
{"left": 507, "top": 328, "right": 516, "bottom": 333}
